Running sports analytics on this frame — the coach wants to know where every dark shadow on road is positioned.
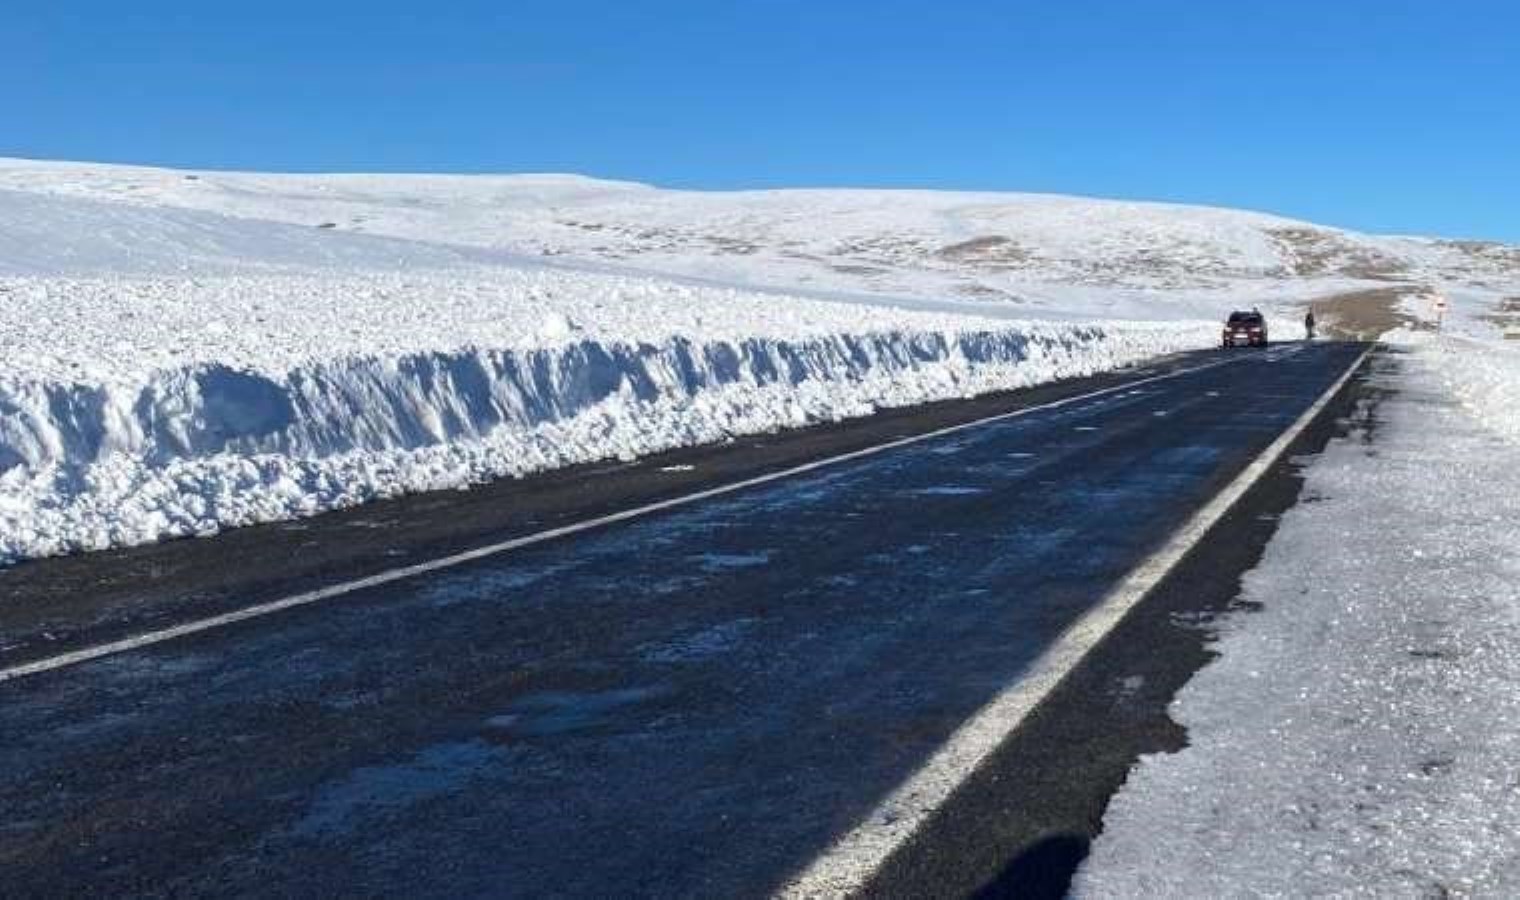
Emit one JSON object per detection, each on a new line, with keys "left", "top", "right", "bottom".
{"left": 972, "top": 833, "right": 1090, "bottom": 900}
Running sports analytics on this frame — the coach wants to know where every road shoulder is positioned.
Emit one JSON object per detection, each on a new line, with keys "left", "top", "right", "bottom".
{"left": 860, "top": 346, "right": 1379, "bottom": 899}
{"left": 1074, "top": 344, "right": 1520, "bottom": 896}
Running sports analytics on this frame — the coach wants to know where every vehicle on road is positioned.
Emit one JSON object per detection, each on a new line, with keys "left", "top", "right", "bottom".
{"left": 1222, "top": 311, "right": 1268, "bottom": 348}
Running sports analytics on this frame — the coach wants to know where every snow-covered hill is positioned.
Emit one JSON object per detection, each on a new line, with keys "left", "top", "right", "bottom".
{"left": 3, "top": 158, "right": 1518, "bottom": 564}
{"left": 8, "top": 157, "right": 1518, "bottom": 318}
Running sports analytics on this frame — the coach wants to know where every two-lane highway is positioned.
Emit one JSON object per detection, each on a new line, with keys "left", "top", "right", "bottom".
{"left": 0, "top": 341, "right": 1370, "bottom": 897}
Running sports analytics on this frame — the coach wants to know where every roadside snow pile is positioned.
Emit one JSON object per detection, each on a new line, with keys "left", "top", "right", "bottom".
{"left": 1414, "top": 331, "right": 1520, "bottom": 444}
{"left": 0, "top": 268, "right": 1216, "bottom": 563}
{"left": 1074, "top": 342, "right": 1520, "bottom": 896}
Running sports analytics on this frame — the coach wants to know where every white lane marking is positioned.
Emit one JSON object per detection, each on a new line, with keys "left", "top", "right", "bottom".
{"left": 0, "top": 352, "right": 1264, "bottom": 686}
{"left": 775, "top": 345, "right": 1371, "bottom": 898}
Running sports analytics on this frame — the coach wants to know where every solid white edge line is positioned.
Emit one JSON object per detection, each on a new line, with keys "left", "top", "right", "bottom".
{"left": 774, "top": 343, "right": 1371, "bottom": 899}
{"left": 0, "top": 351, "right": 1259, "bottom": 686}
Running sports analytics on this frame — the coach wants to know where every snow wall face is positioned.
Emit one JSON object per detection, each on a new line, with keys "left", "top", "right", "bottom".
{"left": 0, "top": 322, "right": 1215, "bottom": 563}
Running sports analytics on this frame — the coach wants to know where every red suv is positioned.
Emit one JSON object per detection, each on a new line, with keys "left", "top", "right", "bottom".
{"left": 1222, "top": 311, "right": 1268, "bottom": 348}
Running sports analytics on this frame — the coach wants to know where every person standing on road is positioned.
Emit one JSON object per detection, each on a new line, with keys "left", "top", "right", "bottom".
{"left": 1304, "top": 309, "right": 1317, "bottom": 340}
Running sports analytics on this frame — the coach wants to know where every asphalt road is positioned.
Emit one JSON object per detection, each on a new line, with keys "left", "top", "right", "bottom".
{"left": 0, "top": 341, "right": 1372, "bottom": 898}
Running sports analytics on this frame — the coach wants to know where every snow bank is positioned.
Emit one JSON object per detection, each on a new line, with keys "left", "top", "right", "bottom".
{"left": 0, "top": 267, "right": 1215, "bottom": 563}
{"left": 1413, "top": 332, "right": 1520, "bottom": 444}
{"left": 1074, "top": 342, "right": 1520, "bottom": 896}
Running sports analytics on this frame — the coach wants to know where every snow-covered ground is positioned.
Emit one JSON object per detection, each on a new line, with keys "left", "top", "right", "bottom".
{"left": 3, "top": 157, "right": 1519, "bottom": 563}
{"left": 7, "top": 157, "right": 1519, "bottom": 318}
{"left": 1074, "top": 334, "right": 1520, "bottom": 896}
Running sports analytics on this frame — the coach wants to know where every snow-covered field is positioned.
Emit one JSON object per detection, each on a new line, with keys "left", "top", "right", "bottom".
{"left": 3, "top": 158, "right": 1519, "bottom": 563}
{"left": 1074, "top": 334, "right": 1520, "bottom": 896}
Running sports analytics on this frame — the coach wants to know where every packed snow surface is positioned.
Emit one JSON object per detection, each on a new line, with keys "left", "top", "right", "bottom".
{"left": 1074, "top": 335, "right": 1520, "bottom": 896}
{"left": 3, "top": 158, "right": 1519, "bottom": 563}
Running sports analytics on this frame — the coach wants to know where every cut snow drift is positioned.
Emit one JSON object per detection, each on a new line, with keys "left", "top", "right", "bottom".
{"left": 0, "top": 266, "right": 1213, "bottom": 563}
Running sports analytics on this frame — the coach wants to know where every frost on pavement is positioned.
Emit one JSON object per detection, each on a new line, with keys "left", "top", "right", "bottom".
{"left": 1073, "top": 337, "right": 1520, "bottom": 897}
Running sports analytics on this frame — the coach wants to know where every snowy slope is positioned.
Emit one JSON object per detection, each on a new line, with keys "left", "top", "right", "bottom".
{"left": 3, "top": 158, "right": 1519, "bottom": 564}
{"left": 7, "top": 157, "right": 1518, "bottom": 319}
{"left": 0, "top": 188, "right": 483, "bottom": 276}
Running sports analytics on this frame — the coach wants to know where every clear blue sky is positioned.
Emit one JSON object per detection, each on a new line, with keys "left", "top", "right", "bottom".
{"left": 5, "top": 1, "right": 1518, "bottom": 239}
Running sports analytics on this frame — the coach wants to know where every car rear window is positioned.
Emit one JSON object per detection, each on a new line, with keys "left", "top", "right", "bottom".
{"left": 1227, "top": 313, "right": 1263, "bottom": 325}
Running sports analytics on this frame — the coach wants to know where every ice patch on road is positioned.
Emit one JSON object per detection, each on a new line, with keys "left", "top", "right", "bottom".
{"left": 486, "top": 686, "right": 668, "bottom": 737}
{"left": 292, "top": 740, "right": 508, "bottom": 838}
{"left": 692, "top": 552, "right": 772, "bottom": 572}
{"left": 640, "top": 619, "right": 756, "bottom": 663}
{"left": 910, "top": 486, "right": 986, "bottom": 497}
